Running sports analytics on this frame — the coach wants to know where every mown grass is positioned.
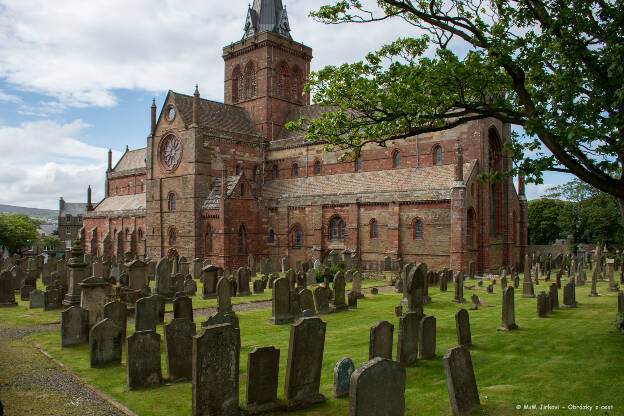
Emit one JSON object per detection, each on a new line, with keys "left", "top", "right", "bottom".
{"left": 22, "top": 271, "right": 624, "bottom": 416}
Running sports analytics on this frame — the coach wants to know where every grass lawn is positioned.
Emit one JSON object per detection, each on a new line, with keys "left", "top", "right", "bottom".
{"left": 21, "top": 270, "right": 624, "bottom": 416}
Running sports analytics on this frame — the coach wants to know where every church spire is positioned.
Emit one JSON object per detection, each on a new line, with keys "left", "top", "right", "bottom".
{"left": 244, "top": 0, "right": 291, "bottom": 39}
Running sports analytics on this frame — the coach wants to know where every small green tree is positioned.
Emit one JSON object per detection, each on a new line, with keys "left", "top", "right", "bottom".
{"left": 37, "top": 235, "right": 62, "bottom": 253}
{"left": 0, "top": 214, "right": 42, "bottom": 254}
{"left": 528, "top": 198, "right": 565, "bottom": 245}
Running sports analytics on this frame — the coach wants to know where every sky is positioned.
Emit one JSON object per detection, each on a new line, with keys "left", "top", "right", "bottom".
{"left": 0, "top": 0, "right": 571, "bottom": 210}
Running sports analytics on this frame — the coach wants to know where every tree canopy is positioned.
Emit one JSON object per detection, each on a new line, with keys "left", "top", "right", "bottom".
{"left": 0, "top": 214, "right": 42, "bottom": 254}
{"left": 290, "top": 0, "right": 624, "bottom": 218}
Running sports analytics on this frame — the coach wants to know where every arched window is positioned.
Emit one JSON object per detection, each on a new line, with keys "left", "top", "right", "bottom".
{"left": 238, "top": 224, "right": 246, "bottom": 253}
{"left": 244, "top": 62, "right": 256, "bottom": 99}
{"left": 392, "top": 150, "right": 401, "bottom": 168}
{"left": 370, "top": 219, "right": 378, "bottom": 238}
{"left": 293, "top": 228, "right": 302, "bottom": 248}
{"left": 137, "top": 229, "right": 144, "bottom": 240}
{"left": 356, "top": 157, "right": 362, "bottom": 172}
{"left": 434, "top": 145, "right": 442, "bottom": 165}
{"left": 232, "top": 65, "right": 242, "bottom": 102}
{"left": 273, "top": 164, "right": 279, "bottom": 179}
{"left": 168, "top": 192, "right": 176, "bottom": 211}
{"left": 292, "top": 66, "right": 303, "bottom": 103}
{"left": 314, "top": 160, "right": 321, "bottom": 175}
{"left": 268, "top": 229, "right": 275, "bottom": 243}
{"left": 292, "top": 163, "right": 299, "bottom": 177}
{"left": 125, "top": 228, "right": 130, "bottom": 240}
{"left": 169, "top": 228, "right": 177, "bottom": 246}
{"left": 330, "top": 217, "right": 346, "bottom": 240}
{"left": 277, "top": 62, "right": 289, "bottom": 99}
{"left": 205, "top": 225, "right": 213, "bottom": 253}
{"left": 240, "top": 183, "right": 245, "bottom": 197}
{"left": 488, "top": 127, "right": 503, "bottom": 236}
{"left": 235, "top": 165, "right": 240, "bottom": 175}
{"left": 413, "top": 219, "right": 423, "bottom": 240}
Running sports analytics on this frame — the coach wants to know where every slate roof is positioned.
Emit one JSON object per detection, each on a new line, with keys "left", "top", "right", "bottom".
{"left": 202, "top": 175, "right": 243, "bottom": 210}
{"left": 271, "top": 104, "right": 338, "bottom": 148}
{"left": 60, "top": 202, "right": 87, "bottom": 217}
{"left": 244, "top": 0, "right": 291, "bottom": 39}
{"left": 261, "top": 161, "right": 476, "bottom": 201}
{"left": 113, "top": 148, "right": 146, "bottom": 172}
{"left": 171, "top": 92, "right": 258, "bottom": 136}
{"left": 93, "top": 193, "right": 146, "bottom": 212}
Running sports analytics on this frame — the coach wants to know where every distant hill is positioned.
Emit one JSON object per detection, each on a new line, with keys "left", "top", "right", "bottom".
{"left": 0, "top": 204, "right": 57, "bottom": 217}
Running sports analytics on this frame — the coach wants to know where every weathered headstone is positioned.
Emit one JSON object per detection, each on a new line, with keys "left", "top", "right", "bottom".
{"left": 270, "top": 277, "right": 294, "bottom": 324}
{"left": 469, "top": 294, "right": 479, "bottom": 310}
{"left": 155, "top": 257, "right": 174, "bottom": 299}
{"left": 201, "top": 265, "right": 219, "bottom": 299}
{"left": 79, "top": 277, "right": 110, "bottom": 328}
{"left": 396, "top": 312, "right": 419, "bottom": 365}
{"left": 0, "top": 271, "right": 17, "bottom": 307}
{"left": 103, "top": 301, "right": 127, "bottom": 340}
{"left": 237, "top": 267, "right": 252, "bottom": 296}
{"left": 126, "top": 331, "right": 162, "bottom": 390}
{"left": 173, "top": 295, "right": 194, "bottom": 322}
{"left": 443, "top": 346, "right": 480, "bottom": 416}
{"left": 419, "top": 315, "right": 436, "bottom": 359}
{"left": 332, "top": 272, "right": 348, "bottom": 312}
{"left": 284, "top": 317, "right": 327, "bottom": 410}
{"left": 297, "top": 288, "right": 315, "bottom": 315}
{"left": 452, "top": 272, "right": 466, "bottom": 303}
{"left": 44, "top": 288, "right": 63, "bottom": 311}
{"left": 333, "top": 357, "right": 355, "bottom": 398}
{"left": 607, "top": 259, "right": 617, "bottom": 292}
{"left": 352, "top": 271, "right": 363, "bottom": 298}
{"left": 89, "top": 318, "right": 122, "bottom": 368}
{"left": 497, "top": 287, "right": 518, "bottom": 331}
{"left": 348, "top": 357, "right": 405, "bottom": 416}
{"left": 164, "top": 318, "right": 196, "bottom": 381}
{"left": 549, "top": 283, "right": 559, "bottom": 309}
{"left": 455, "top": 309, "right": 472, "bottom": 347}
{"left": 406, "top": 264, "right": 426, "bottom": 316}
{"left": 61, "top": 306, "right": 89, "bottom": 347}
{"left": 216, "top": 276, "right": 232, "bottom": 313}
{"left": 313, "top": 286, "right": 330, "bottom": 315}
{"left": 135, "top": 295, "right": 159, "bottom": 332}
{"left": 562, "top": 283, "right": 577, "bottom": 308}
{"left": 537, "top": 291, "right": 548, "bottom": 317}
{"left": 246, "top": 346, "right": 282, "bottom": 414}
{"left": 347, "top": 290, "right": 358, "bottom": 308}
{"left": 29, "top": 289, "right": 44, "bottom": 308}
{"left": 369, "top": 320, "right": 394, "bottom": 360}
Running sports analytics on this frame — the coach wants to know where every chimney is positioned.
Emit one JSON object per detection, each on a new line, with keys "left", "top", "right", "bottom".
{"left": 59, "top": 197, "right": 65, "bottom": 211}
{"left": 151, "top": 99, "right": 157, "bottom": 135}
{"left": 87, "top": 185, "right": 93, "bottom": 211}
{"left": 518, "top": 174, "right": 525, "bottom": 196}
{"left": 193, "top": 85, "right": 200, "bottom": 126}
{"left": 107, "top": 149, "right": 112, "bottom": 172}
{"left": 454, "top": 138, "right": 463, "bottom": 182}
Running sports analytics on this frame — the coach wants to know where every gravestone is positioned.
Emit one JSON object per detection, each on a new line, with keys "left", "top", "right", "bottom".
{"left": 201, "top": 265, "right": 219, "bottom": 299}
{"left": 281, "top": 257, "right": 289, "bottom": 273}
{"left": 191, "top": 258, "right": 202, "bottom": 280}
{"left": 618, "top": 291, "right": 624, "bottom": 313}
{"left": 313, "top": 286, "right": 330, "bottom": 315}
{"left": 549, "top": 283, "right": 559, "bottom": 309}
{"left": 270, "top": 277, "right": 294, "bottom": 324}
{"left": 135, "top": 296, "right": 159, "bottom": 332}
{"left": 44, "top": 288, "right": 63, "bottom": 311}
{"left": 298, "top": 288, "right": 315, "bottom": 315}
{"left": 455, "top": 309, "right": 472, "bottom": 347}
{"left": 61, "top": 306, "right": 89, "bottom": 347}
{"left": 0, "top": 271, "right": 17, "bottom": 307}
{"left": 394, "top": 305, "right": 403, "bottom": 317}
{"left": 396, "top": 312, "right": 419, "bottom": 365}
{"left": 562, "top": 283, "right": 577, "bottom": 308}
{"left": 486, "top": 284, "right": 494, "bottom": 294}
{"left": 284, "top": 317, "right": 327, "bottom": 410}
{"left": 184, "top": 276, "right": 197, "bottom": 297}
{"left": 173, "top": 296, "right": 193, "bottom": 322}
{"left": 347, "top": 291, "right": 358, "bottom": 308}
{"left": 313, "top": 259, "right": 321, "bottom": 270}
{"left": 419, "top": 315, "right": 436, "bottom": 359}
{"left": 468, "top": 261, "right": 475, "bottom": 279}
{"left": 237, "top": 267, "right": 252, "bottom": 296}
{"left": 154, "top": 257, "right": 173, "bottom": 299}
{"left": 352, "top": 271, "right": 363, "bottom": 298}
{"left": 440, "top": 269, "right": 448, "bottom": 292}
{"left": 79, "top": 277, "right": 110, "bottom": 328}
{"left": 589, "top": 268, "right": 600, "bottom": 297}
{"left": 20, "top": 284, "right": 34, "bottom": 301}
{"left": 246, "top": 346, "right": 282, "bottom": 414}
{"left": 369, "top": 320, "right": 394, "bottom": 360}
{"left": 201, "top": 310, "right": 239, "bottom": 330}
{"left": 333, "top": 357, "right": 355, "bottom": 398}
{"left": 469, "top": 294, "right": 479, "bottom": 310}
{"left": 216, "top": 277, "right": 233, "bottom": 313}
{"left": 126, "top": 331, "right": 162, "bottom": 390}
{"left": 607, "top": 259, "right": 617, "bottom": 292}
{"left": 501, "top": 276, "right": 508, "bottom": 290}
{"left": 328, "top": 250, "right": 339, "bottom": 265}
{"left": 443, "top": 346, "right": 480, "bottom": 416}
{"left": 537, "top": 291, "right": 548, "bottom": 317}
{"left": 332, "top": 272, "right": 348, "bottom": 312}
{"left": 405, "top": 264, "right": 426, "bottom": 317}
{"left": 497, "top": 287, "right": 518, "bottom": 331}
{"left": 164, "top": 318, "right": 196, "bottom": 381}
{"left": 452, "top": 272, "right": 466, "bottom": 303}
{"left": 89, "top": 318, "right": 122, "bottom": 368}
{"left": 384, "top": 256, "right": 391, "bottom": 271}
{"left": 103, "top": 301, "right": 127, "bottom": 340}
{"left": 348, "top": 357, "right": 405, "bottom": 416}
{"left": 29, "top": 289, "right": 44, "bottom": 308}
{"left": 253, "top": 279, "right": 264, "bottom": 294}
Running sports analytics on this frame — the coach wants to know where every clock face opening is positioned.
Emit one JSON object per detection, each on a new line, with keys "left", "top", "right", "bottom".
{"left": 160, "top": 135, "right": 182, "bottom": 170}
{"left": 166, "top": 106, "right": 176, "bottom": 121}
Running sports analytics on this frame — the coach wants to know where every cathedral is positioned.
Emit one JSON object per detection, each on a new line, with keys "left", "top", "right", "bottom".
{"left": 81, "top": 0, "right": 528, "bottom": 273}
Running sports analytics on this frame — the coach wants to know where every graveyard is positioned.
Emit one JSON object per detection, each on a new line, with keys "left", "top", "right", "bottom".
{"left": 1, "top": 251, "right": 623, "bottom": 416}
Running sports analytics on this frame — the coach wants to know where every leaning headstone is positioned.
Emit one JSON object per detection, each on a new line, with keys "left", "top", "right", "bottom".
{"left": 284, "top": 317, "right": 327, "bottom": 410}
{"left": 369, "top": 320, "right": 394, "bottom": 360}
{"left": 455, "top": 309, "right": 472, "bottom": 347}
{"left": 406, "top": 264, "right": 426, "bottom": 316}
{"left": 135, "top": 295, "right": 159, "bottom": 332}
{"left": 396, "top": 312, "right": 419, "bottom": 365}
{"left": 173, "top": 296, "right": 193, "bottom": 322}
{"left": 469, "top": 294, "right": 479, "bottom": 310}
{"left": 246, "top": 346, "right": 282, "bottom": 414}
{"left": 497, "top": 287, "right": 518, "bottom": 331}
{"left": 126, "top": 331, "right": 162, "bottom": 390}
{"left": 89, "top": 318, "right": 122, "bottom": 368}
{"left": 298, "top": 288, "right": 315, "bottom": 315}
{"left": 61, "top": 306, "right": 89, "bottom": 347}
{"left": 313, "top": 286, "right": 330, "bottom": 315}
{"left": 419, "top": 315, "right": 436, "bottom": 359}
{"left": 103, "top": 301, "right": 127, "bottom": 340}
{"left": 348, "top": 357, "right": 405, "bottom": 416}
{"left": 443, "top": 346, "right": 480, "bottom": 416}
{"left": 29, "top": 289, "right": 44, "bottom": 309}
{"left": 270, "top": 277, "right": 294, "bottom": 324}
{"left": 164, "top": 318, "right": 196, "bottom": 382}
{"left": 333, "top": 357, "right": 355, "bottom": 398}
{"left": 562, "top": 283, "right": 576, "bottom": 308}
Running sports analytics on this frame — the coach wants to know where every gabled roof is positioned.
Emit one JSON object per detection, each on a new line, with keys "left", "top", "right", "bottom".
{"left": 93, "top": 193, "right": 146, "bottom": 212}
{"left": 169, "top": 92, "right": 258, "bottom": 136}
{"left": 261, "top": 161, "right": 476, "bottom": 201}
{"left": 202, "top": 175, "right": 243, "bottom": 210}
{"left": 60, "top": 202, "right": 87, "bottom": 216}
{"left": 271, "top": 104, "right": 338, "bottom": 148}
{"left": 113, "top": 148, "right": 146, "bottom": 172}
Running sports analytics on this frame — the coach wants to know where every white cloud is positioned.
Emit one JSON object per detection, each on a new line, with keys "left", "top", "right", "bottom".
{"left": 0, "top": 119, "right": 121, "bottom": 209}
{"left": 525, "top": 183, "right": 555, "bottom": 200}
{"left": 0, "top": 0, "right": 418, "bottom": 107}
{"left": 0, "top": 88, "right": 20, "bottom": 103}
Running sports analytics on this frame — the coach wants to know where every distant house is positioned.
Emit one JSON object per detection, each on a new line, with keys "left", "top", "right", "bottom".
{"left": 58, "top": 197, "right": 86, "bottom": 249}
